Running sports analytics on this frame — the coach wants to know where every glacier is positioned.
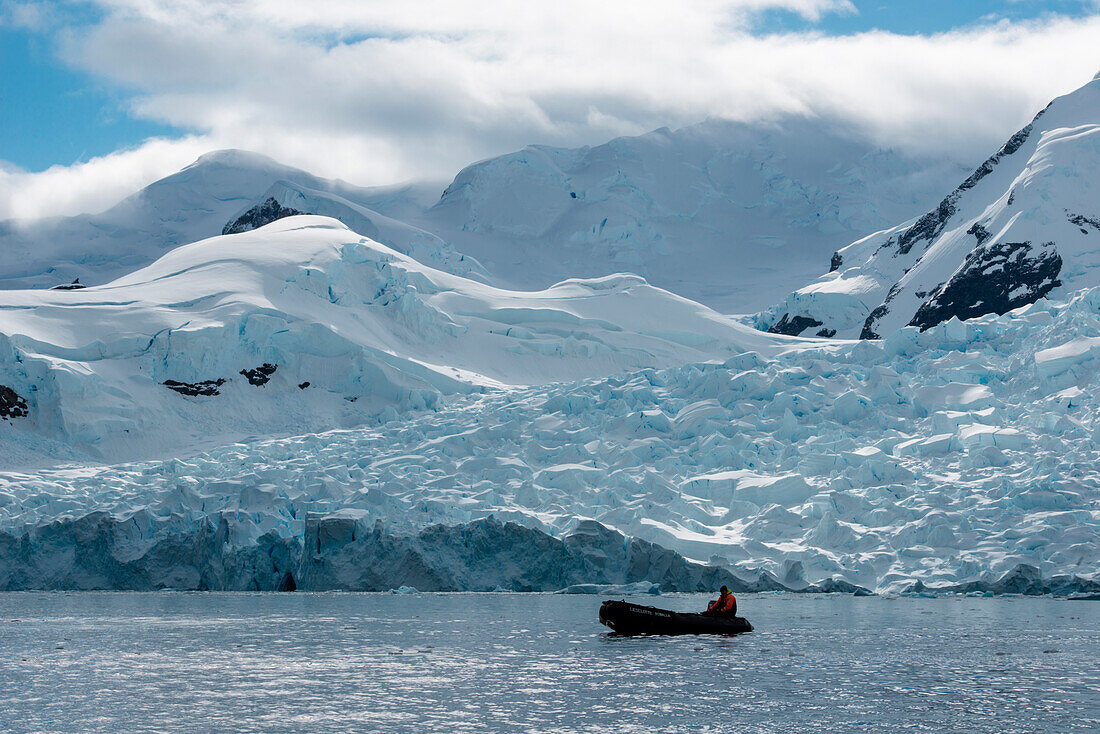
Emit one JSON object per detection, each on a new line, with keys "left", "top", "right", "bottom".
{"left": 0, "top": 216, "right": 787, "bottom": 464}
{"left": 1, "top": 215, "right": 1098, "bottom": 593}
{"left": 0, "top": 87, "right": 1096, "bottom": 596}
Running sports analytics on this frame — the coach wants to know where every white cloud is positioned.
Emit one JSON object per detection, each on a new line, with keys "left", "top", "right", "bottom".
{"left": 3, "top": 1, "right": 1100, "bottom": 219}
{"left": 0, "top": 137, "right": 213, "bottom": 219}
{"left": 93, "top": 0, "right": 858, "bottom": 35}
{"left": 0, "top": 0, "right": 59, "bottom": 29}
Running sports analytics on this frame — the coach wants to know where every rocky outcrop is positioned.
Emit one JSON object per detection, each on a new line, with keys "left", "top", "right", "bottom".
{"left": 240, "top": 363, "right": 278, "bottom": 386}
{"left": 908, "top": 241, "right": 1062, "bottom": 331}
{"left": 767, "top": 314, "right": 823, "bottom": 337}
{"left": 222, "top": 197, "right": 305, "bottom": 235}
{"left": 163, "top": 378, "right": 226, "bottom": 396}
{"left": 50, "top": 278, "right": 86, "bottom": 291}
{"left": 0, "top": 384, "right": 28, "bottom": 419}
{"left": 885, "top": 108, "right": 1045, "bottom": 259}
{"left": 1067, "top": 211, "right": 1100, "bottom": 233}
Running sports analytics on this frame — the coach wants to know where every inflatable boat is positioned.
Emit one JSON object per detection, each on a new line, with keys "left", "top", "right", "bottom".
{"left": 599, "top": 600, "right": 753, "bottom": 636}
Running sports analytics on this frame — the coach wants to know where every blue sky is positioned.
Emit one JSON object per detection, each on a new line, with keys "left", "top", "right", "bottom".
{"left": 766, "top": 0, "right": 1100, "bottom": 34}
{"left": 1, "top": 0, "right": 1098, "bottom": 219}
{"left": 1, "top": 25, "right": 184, "bottom": 170}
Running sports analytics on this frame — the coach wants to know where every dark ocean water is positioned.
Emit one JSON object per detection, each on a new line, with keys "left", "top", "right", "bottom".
{"left": 0, "top": 592, "right": 1096, "bottom": 733}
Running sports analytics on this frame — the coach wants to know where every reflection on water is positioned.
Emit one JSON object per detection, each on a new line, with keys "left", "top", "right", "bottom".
{"left": 0, "top": 593, "right": 1097, "bottom": 733}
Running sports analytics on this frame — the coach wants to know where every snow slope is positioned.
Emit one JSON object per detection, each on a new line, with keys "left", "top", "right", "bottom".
{"left": 1, "top": 99, "right": 1096, "bottom": 595}
{"left": 410, "top": 117, "right": 968, "bottom": 312}
{"left": 761, "top": 73, "right": 1100, "bottom": 338}
{"left": 1, "top": 121, "right": 967, "bottom": 315}
{"left": 0, "top": 150, "right": 472, "bottom": 289}
{"left": 0, "top": 215, "right": 789, "bottom": 463}
{"left": 2, "top": 286, "right": 1098, "bottom": 593}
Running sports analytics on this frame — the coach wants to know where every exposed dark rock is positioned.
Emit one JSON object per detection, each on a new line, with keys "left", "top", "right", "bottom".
{"left": 829, "top": 251, "right": 842, "bottom": 272}
{"left": 163, "top": 378, "right": 227, "bottom": 397}
{"left": 909, "top": 240, "right": 1062, "bottom": 330}
{"left": 768, "top": 313, "right": 823, "bottom": 337}
{"left": 222, "top": 198, "right": 305, "bottom": 235}
{"left": 0, "top": 385, "right": 29, "bottom": 419}
{"left": 815, "top": 328, "right": 836, "bottom": 338}
{"left": 298, "top": 381, "right": 311, "bottom": 390}
{"left": 860, "top": 318, "right": 882, "bottom": 340}
{"left": 967, "top": 222, "right": 991, "bottom": 245}
{"left": 860, "top": 280, "right": 909, "bottom": 340}
{"left": 876, "top": 106, "right": 1047, "bottom": 258}
{"left": 51, "top": 278, "right": 85, "bottom": 291}
{"left": 1067, "top": 211, "right": 1100, "bottom": 234}
{"left": 240, "top": 363, "right": 278, "bottom": 386}
{"left": 569, "top": 191, "right": 577, "bottom": 199}
{"left": 891, "top": 197, "right": 958, "bottom": 257}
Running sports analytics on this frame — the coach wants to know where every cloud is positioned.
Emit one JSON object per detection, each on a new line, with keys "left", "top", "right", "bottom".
{"left": 0, "top": 0, "right": 59, "bottom": 29}
{"left": 0, "top": 136, "right": 213, "bottom": 219}
{"left": 3, "top": 0, "right": 1100, "bottom": 219}
{"left": 0, "top": 0, "right": 98, "bottom": 30}
{"left": 92, "top": 0, "right": 858, "bottom": 35}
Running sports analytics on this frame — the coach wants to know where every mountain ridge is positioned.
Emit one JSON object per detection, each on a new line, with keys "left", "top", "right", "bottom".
{"left": 413, "top": 116, "right": 970, "bottom": 312}
{"left": 0, "top": 150, "right": 472, "bottom": 289}
{"left": 760, "top": 74, "right": 1100, "bottom": 338}
{"left": 1, "top": 117, "right": 971, "bottom": 315}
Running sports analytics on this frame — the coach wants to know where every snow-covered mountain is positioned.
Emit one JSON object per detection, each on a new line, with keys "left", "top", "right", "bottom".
{"left": 0, "top": 150, "right": 473, "bottom": 290}
{"left": 0, "top": 120, "right": 968, "bottom": 316}
{"left": 3, "top": 273, "right": 1098, "bottom": 593}
{"left": 760, "top": 73, "right": 1100, "bottom": 338}
{"left": 1, "top": 91, "right": 1097, "bottom": 596}
{"left": 408, "top": 117, "right": 969, "bottom": 312}
{"left": 0, "top": 216, "right": 788, "bottom": 464}
{"left": 0, "top": 213, "right": 1096, "bottom": 594}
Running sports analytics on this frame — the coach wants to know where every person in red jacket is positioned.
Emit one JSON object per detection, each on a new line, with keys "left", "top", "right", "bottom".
{"left": 705, "top": 586, "right": 737, "bottom": 617}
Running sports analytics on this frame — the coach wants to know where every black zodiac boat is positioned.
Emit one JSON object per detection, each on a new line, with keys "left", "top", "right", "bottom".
{"left": 599, "top": 600, "right": 753, "bottom": 636}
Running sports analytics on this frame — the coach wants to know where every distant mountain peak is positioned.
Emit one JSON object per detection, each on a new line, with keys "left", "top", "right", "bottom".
{"left": 421, "top": 114, "right": 968, "bottom": 312}
{"left": 760, "top": 73, "right": 1100, "bottom": 338}
{"left": 189, "top": 149, "right": 287, "bottom": 169}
